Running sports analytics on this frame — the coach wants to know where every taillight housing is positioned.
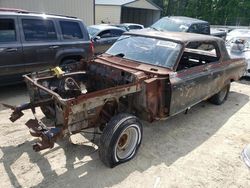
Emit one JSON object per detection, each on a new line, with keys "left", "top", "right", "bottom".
{"left": 90, "top": 40, "right": 94, "bottom": 57}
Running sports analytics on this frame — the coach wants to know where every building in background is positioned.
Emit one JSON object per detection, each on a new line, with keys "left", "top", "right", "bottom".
{"left": 0, "top": 0, "right": 95, "bottom": 25}
{"left": 95, "top": 0, "right": 161, "bottom": 27}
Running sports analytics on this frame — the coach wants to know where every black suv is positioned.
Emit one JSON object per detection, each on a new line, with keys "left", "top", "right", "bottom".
{"left": 0, "top": 9, "right": 93, "bottom": 86}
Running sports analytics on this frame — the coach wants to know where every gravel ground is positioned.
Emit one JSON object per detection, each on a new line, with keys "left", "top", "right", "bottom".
{"left": 0, "top": 80, "right": 250, "bottom": 188}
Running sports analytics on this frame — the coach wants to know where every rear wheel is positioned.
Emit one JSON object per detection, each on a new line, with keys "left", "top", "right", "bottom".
{"left": 209, "top": 84, "right": 230, "bottom": 105}
{"left": 99, "top": 113, "right": 143, "bottom": 168}
{"left": 60, "top": 59, "right": 78, "bottom": 72}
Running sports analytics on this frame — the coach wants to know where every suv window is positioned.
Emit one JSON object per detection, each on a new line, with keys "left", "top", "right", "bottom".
{"left": 60, "top": 21, "right": 83, "bottom": 40}
{"left": 22, "top": 19, "right": 57, "bottom": 41}
{"left": 0, "top": 19, "right": 16, "bottom": 42}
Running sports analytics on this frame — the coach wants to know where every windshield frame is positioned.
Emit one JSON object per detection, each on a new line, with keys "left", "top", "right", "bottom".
{"left": 106, "top": 34, "right": 184, "bottom": 70}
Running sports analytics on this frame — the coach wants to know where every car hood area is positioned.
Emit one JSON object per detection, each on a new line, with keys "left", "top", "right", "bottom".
{"left": 94, "top": 54, "right": 173, "bottom": 77}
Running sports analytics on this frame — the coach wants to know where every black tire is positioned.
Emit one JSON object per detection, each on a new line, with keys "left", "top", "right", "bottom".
{"left": 209, "top": 84, "right": 230, "bottom": 105}
{"left": 99, "top": 113, "right": 143, "bottom": 168}
{"left": 60, "top": 59, "right": 78, "bottom": 72}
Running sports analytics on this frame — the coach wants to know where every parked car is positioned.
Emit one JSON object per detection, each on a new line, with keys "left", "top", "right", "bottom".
{"left": 226, "top": 34, "right": 250, "bottom": 76}
{"left": 87, "top": 25, "right": 125, "bottom": 55}
{"left": 226, "top": 29, "right": 250, "bottom": 42}
{"left": 151, "top": 16, "right": 227, "bottom": 39}
{"left": 111, "top": 23, "right": 144, "bottom": 31}
{"left": 6, "top": 30, "right": 246, "bottom": 168}
{"left": 0, "top": 8, "right": 93, "bottom": 86}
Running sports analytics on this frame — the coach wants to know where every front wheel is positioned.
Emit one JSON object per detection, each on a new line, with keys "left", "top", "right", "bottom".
{"left": 99, "top": 113, "right": 143, "bottom": 168}
{"left": 209, "top": 84, "right": 230, "bottom": 105}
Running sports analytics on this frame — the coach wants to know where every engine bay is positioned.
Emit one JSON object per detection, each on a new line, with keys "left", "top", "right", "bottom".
{"left": 36, "top": 62, "right": 136, "bottom": 99}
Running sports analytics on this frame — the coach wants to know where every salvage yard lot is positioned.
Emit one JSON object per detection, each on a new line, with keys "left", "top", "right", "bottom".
{"left": 0, "top": 80, "right": 250, "bottom": 188}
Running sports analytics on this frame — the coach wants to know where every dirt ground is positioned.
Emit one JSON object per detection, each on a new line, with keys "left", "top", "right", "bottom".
{"left": 0, "top": 80, "right": 250, "bottom": 188}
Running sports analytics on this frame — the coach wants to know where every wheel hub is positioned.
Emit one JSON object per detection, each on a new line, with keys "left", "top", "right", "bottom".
{"left": 118, "top": 133, "right": 129, "bottom": 150}
{"left": 115, "top": 125, "right": 139, "bottom": 160}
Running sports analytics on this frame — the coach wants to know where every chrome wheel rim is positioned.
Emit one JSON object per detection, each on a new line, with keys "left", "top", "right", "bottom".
{"left": 115, "top": 125, "right": 139, "bottom": 160}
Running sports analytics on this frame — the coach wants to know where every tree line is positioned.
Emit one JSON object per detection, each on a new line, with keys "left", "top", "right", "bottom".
{"left": 152, "top": 0, "right": 250, "bottom": 26}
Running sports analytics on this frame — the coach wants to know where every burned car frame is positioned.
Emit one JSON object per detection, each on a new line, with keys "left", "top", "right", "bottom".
{"left": 5, "top": 30, "right": 246, "bottom": 168}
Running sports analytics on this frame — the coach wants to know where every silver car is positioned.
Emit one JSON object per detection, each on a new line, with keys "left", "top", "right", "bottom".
{"left": 226, "top": 34, "right": 250, "bottom": 76}
{"left": 87, "top": 25, "right": 125, "bottom": 55}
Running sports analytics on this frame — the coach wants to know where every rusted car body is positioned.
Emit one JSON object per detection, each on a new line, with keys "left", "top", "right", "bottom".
{"left": 6, "top": 30, "right": 246, "bottom": 167}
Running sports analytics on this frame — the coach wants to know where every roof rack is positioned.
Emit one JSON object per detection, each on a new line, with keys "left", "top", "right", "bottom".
{"left": 0, "top": 8, "right": 77, "bottom": 19}
{"left": 46, "top": 13, "right": 77, "bottom": 19}
{"left": 0, "top": 8, "right": 29, "bottom": 13}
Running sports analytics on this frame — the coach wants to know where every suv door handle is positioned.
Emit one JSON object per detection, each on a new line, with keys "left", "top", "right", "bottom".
{"left": 5, "top": 48, "right": 18, "bottom": 52}
{"left": 49, "top": 45, "right": 59, "bottom": 49}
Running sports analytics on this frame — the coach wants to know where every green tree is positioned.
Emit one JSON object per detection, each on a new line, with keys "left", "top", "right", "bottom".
{"left": 151, "top": 0, "right": 250, "bottom": 25}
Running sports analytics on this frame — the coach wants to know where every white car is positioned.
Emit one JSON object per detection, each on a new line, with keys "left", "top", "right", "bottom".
{"left": 226, "top": 29, "right": 250, "bottom": 42}
{"left": 226, "top": 35, "right": 250, "bottom": 76}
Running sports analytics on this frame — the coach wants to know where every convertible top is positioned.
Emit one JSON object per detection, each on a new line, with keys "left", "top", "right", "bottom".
{"left": 126, "top": 29, "right": 224, "bottom": 44}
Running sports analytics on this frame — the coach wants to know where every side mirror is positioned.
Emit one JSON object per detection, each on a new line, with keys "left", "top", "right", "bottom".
{"left": 92, "top": 36, "right": 101, "bottom": 41}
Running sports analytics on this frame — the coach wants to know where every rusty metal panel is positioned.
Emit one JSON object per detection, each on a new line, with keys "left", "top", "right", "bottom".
{"left": 5, "top": 31, "right": 247, "bottom": 153}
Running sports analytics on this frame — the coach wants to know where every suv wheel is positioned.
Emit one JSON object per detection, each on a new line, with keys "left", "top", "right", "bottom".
{"left": 60, "top": 59, "right": 78, "bottom": 72}
{"left": 99, "top": 113, "right": 143, "bottom": 168}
